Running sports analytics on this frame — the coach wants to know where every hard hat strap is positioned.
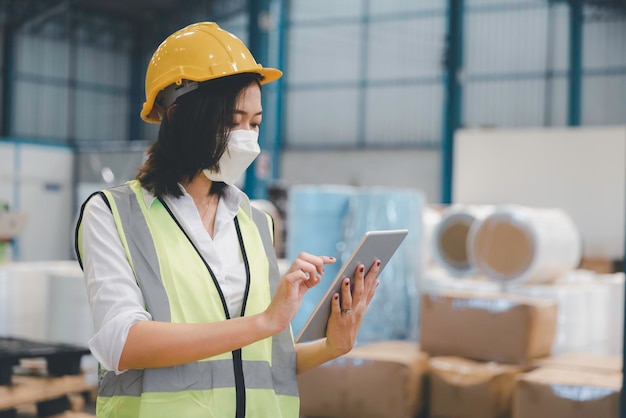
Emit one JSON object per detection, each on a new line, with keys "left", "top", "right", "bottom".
{"left": 156, "top": 79, "right": 199, "bottom": 112}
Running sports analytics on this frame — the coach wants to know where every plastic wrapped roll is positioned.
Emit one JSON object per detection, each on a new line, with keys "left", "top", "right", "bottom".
{"left": 421, "top": 268, "right": 503, "bottom": 295}
{"left": 509, "top": 276, "right": 590, "bottom": 355}
{"left": 468, "top": 205, "right": 582, "bottom": 285}
{"left": 422, "top": 206, "right": 443, "bottom": 270}
{"left": 589, "top": 272, "right": 624, "bottom": 355}
{"left": 341, "top": 187, "right": 424, "bottom": 343}
{"left": 287, "top": 185, "right": 356, "bottom": 337}
{"left": 432, "top": 205, "right": 495, "bottom": 277}
{"left": 509, "top": 270, "right": 623, "bottom": 355}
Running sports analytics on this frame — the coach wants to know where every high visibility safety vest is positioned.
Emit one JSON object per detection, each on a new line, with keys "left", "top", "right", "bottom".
{"left": 75, "top": 180, "right": 299, "bottom": 418}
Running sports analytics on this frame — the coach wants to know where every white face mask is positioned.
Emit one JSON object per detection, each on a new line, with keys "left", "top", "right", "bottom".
{"left": 203, "top": 130, "right": 260, "bottom": 186}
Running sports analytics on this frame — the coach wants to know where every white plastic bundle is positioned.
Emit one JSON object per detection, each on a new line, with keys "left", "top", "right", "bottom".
{"left": 590, "top": 272, "right": 624, "bottom": 355}
{"left": 468, "top": 205, "right": 582, "bottom": 285}
{"left": 509, "top": 271, "right": 624, "bottom": 355}
{"left": 45, "top": 262, "right": 94, "bottom": 346}
{"left": 0, "top": 263, "right": 50, "bottom": 341}
{"left": 431, "top": 205, "right": 495, "bottom": 277}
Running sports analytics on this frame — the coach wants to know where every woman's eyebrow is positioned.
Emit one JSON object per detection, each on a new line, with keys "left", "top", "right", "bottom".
{"left": 234, "top": 109, "right": 263, "bottom": 116}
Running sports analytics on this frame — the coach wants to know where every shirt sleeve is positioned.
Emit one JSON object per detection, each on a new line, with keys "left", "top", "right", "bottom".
{"left": 80, "top": 194, "right": 152, "bottom": 374}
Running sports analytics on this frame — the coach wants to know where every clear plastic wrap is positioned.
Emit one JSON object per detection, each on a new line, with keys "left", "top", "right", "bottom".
{"left": 287, "top": 185, "right": 356, "bottom": 337}
{"left": 341, "top": 187, "right": 424, "bottom": 343}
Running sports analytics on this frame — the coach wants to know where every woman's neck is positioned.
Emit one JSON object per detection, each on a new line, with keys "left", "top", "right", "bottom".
{"left": 182, "top": 174, "right": 220, "bottom": 238}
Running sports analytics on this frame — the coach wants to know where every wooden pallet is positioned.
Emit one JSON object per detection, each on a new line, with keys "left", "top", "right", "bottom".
{"left": 14, "top": 391, "right": 94, "bottom": 418}
{"left": 0, "top": 337, "right": 94, "bottom": 418}
{"left": 0, "top": 375, "right": 91, "bottom": 409}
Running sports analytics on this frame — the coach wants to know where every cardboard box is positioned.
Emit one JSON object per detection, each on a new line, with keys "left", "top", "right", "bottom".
{"left": 579, "top": 257, "right": 622, "bottom": 274}
{"left": 420, "top": 291, "right": 558, "bottom": 365}
{"left": 513, "top": 367, "right": 621, "bottom": 418}
{"left": 428, "top": 356, "right": 527, "bottom": 418}
{"left": 0, "top": 212, "right": 27, "bottom": 241}
{"left": 298, "top": 340, "right": 428, "bottom": 418}
{"left": 532, "top": 352, "right": 622, "bottom": 375}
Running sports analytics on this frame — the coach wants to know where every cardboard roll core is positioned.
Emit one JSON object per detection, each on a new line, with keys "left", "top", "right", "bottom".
{"left": 472, "top": 219, "right": 534, "bottom": 280}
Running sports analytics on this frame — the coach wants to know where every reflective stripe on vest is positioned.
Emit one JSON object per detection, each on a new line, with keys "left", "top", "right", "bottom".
{"left": 76, "top": 181, "right": 298, "bottom": 418}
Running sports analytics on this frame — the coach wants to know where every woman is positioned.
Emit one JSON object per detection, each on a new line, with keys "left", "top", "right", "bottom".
{"left": 75, "top": 22, "right": 380, "bottom": 418}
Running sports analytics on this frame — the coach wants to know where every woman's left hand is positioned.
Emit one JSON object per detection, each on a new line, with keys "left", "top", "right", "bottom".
{"left": 324, "top": 259, "right": 381, "bottom": 356}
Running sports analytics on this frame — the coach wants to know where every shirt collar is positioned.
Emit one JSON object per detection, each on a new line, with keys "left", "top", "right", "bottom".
{"left": 142, "top": 187, "right": 158, "bottom": 208}
{"left": 222, "top": 184, "right": 253, "bottom": 218}
{"left": 141, "top": 183, "right": 252, "bottom": 218}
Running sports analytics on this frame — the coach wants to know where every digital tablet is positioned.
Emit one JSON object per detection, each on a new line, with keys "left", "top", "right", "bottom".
{"left": 295, "top": 229, "right": 409, "bottom": 343}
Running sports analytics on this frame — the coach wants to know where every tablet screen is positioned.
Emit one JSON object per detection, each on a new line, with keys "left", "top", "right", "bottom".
{"left": 295, "top": 229, "right": 408, "bottom": 343}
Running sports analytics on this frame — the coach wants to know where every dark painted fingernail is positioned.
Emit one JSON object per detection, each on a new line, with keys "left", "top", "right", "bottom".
{"left": 344, "top": 278, "right": 350, "bottom": 285}
{"left": 329, "top": 257, "right": 336, "bottom": 260}
{"left": 359, "top": 266, "right": 364, "bottom": 273}
{"left": 376, "top": 260, "right": 381, "bottom": 267}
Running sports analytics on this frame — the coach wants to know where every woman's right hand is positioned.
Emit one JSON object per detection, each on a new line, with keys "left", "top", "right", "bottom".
{"left": 264, "top": 252, "right": 336, "bottom": 333}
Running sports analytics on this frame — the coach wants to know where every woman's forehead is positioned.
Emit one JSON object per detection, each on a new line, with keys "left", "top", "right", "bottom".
{"left": 235, "top": 84, "right": 262, "bottom": 111}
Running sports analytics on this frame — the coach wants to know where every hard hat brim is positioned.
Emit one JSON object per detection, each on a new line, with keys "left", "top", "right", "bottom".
{"left": 140, "top": 67, "right": 283, "bottom": 124}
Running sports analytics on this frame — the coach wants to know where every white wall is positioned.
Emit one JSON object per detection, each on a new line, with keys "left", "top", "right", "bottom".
{"left": 280, "top": 148, "right": 441, "bottom": 204}
{"left": 0, "top": 142, "right": 74, "bottom": 261}
{"left": 453, "top": 126, "right": 626, "bottom": 259}
{"left": 0, "top": 143, "right": 16, "bottom": 206}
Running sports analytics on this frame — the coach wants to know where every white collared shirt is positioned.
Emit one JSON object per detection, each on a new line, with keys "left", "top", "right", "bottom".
{"left": 80, "top": 183, "right": 251, "bottom": 373}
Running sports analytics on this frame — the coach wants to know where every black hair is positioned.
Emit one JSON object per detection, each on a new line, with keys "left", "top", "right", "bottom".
{"left": 136, "top": 72, "right": 263, "bottom": 197}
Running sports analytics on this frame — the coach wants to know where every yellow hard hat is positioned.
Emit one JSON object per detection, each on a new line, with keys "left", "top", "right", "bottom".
{"left": 141, "top": 22, "right": 283, "bottom": 123}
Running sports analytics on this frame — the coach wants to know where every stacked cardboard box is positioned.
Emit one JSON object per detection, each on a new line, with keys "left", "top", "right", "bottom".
{"left": 420, "top": 291, "right": 559, "bottom": 418}
{"left": 428, "top": 356, "right": 527, "bottom": 418}
{"left": 532, "top": 352, "right": 622, "bottom": 373}
{"left": 513, "top": 352, "right": 622, "bottom": 418}
{"left": 420, "top": 291, "right": 558, "bottom": 365}
{"left": 298, "top": 340, "right": 429, "bottom": 418}
{"left": 298, "top": 291, "right": 621, "bottom": 418}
